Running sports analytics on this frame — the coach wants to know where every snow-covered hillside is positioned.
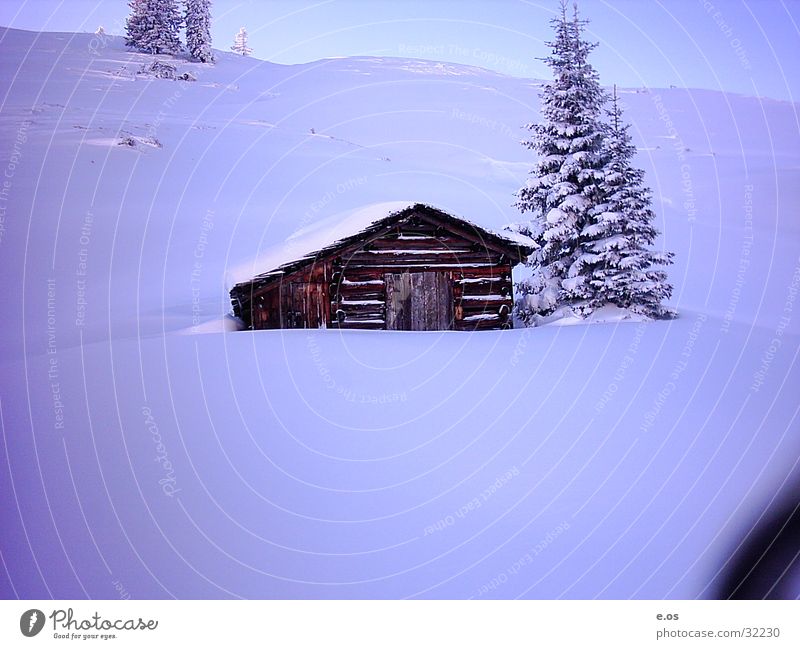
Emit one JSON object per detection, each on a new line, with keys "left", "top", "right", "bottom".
{"left": 0, "top": 27, "right": 798, "bottom": 599}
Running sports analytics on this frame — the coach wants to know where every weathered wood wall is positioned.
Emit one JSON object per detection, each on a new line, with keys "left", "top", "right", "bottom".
{"left": 281, "top": 282, "right": 327, "bottom": 328}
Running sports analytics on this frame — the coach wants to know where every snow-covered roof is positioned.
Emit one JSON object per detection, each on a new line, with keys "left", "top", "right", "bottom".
{"left": 229, "top": 202, "right": 534, "bottom": 286}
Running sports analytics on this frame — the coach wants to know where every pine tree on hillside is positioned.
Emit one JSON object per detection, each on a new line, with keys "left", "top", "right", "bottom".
{"left": 513, "top": 1, "right": 608, "bottom": 323}
{"left": 125, "top": 0, "right": 182, "bottom": 55}
{"left": 124, "top": 0, "right": 148, "bottom": 49}
{"left": 582, "top": 86, "right": 675, "bottom": 318}
{"left": 185, "top": 0, "right": 214, "bottom": 63}
{"left": 231, "top": 27, "right": 253, "bottom": 56}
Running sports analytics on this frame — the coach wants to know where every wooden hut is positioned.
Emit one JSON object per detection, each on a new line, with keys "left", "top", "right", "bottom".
{"left": 230, "top": 203, "right": 533, "bottom": 331}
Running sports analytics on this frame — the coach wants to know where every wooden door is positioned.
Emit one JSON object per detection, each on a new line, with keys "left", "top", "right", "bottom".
{"left": 386, "top": 271, "right": 453, "bottom": 331}
{"left": 281, "top": 282, "right": 326, "bottom": 328}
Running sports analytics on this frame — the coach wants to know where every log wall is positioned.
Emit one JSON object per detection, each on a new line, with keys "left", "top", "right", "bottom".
{"left": 329, "top": 220, "right": 513, "bottom": 331}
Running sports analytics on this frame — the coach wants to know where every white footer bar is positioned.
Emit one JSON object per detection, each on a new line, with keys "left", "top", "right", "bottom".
{"left": 1, "top": 600, "right": 796, "bottom": 648}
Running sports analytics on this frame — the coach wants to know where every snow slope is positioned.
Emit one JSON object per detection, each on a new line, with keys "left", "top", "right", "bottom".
{"left": 0, "top": 28, "right": 798, "bottom": 599}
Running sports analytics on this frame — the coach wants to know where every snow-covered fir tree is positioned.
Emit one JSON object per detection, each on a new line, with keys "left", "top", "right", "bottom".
{"left": 513, "top": 0, "right": 608, "bottom": 323}
{"left": 185, "top": 0, "right": 214, "bottom": 63}
{"left": 124, "top": 0, "right": 148, "bottom": 48}
{"left": 230, "top": 27, "right": 253, "bottom": 56}
{"left": 125, "top": 0, "right": 183, "bottom": 55}
{"left": 581, "top": 86, "right": 675, "bottom": 318}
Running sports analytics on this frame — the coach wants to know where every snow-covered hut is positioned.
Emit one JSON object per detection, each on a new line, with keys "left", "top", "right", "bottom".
{"left": 230, "top": 202, "right": 533, "bottom": 331}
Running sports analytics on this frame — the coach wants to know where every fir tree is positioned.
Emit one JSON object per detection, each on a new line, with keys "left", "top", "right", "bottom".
{"left": 582, "top": 86, "right": 675, "bottom": 318}
{"left": 124, "top": 0, "right": 148, "bottom": 49}
{"left": 231, "top": 27, "right": 253, "bottom": 56}
{"left": 185, "top": 0, "right": 214, "bottom": 63}
{"left": 125, "top": 0, "right": 182, "bottom": 55}
{"left": 513, "top": 0, "right": 608, "bottom": 323}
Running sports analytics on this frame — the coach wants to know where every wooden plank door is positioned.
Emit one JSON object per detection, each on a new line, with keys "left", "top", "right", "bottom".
{"left": 386, "top": 271, "right": 453, "bottom": 331}
{"left": 281, "top": 282, "right": 325, "bottom": 328}
{"left": 411, "top": 271, "right": 453, "bottom": 330}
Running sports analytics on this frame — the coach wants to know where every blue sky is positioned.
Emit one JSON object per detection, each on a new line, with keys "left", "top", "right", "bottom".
{"left": 1, "top": 0, "right": 798, "bottom": 100}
